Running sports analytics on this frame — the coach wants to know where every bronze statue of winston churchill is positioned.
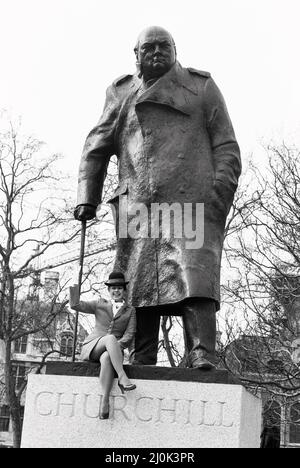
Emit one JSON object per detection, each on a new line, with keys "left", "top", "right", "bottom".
{"left": 75, "top": 26, "right": 241, "bottom": 369}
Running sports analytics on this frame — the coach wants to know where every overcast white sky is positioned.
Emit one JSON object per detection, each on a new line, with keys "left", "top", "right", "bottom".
{"left": 1, "top": 0, "right": 300, "bottom": 178}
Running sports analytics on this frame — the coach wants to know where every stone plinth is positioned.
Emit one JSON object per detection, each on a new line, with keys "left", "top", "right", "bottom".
{"left": 21, "top": 363, "right": 262, "bottom": 448}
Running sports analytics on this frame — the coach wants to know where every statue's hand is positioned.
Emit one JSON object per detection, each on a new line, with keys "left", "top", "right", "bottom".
{"left": 214, "top": 179, "right": 231, "bottom": 198}
{"left": 74, "top": 204, "right": 96, "bottom": 221}
{"left": 213, "top": 179, "right": 235, "bottom": 215}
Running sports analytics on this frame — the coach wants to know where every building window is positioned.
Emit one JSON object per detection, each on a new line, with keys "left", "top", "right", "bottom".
{"left": 14, "top": 336, "right": 28, "bottom": 354}
{"left": 0, "top": 406, "right": 10, "bottom": 432}
{"left": 290, "top": 403, "right": 300, "bottom": 444}
{"left": 60, "top": 336, "right": 73, "bottom": 357}
{"left": 34, "top": 338, "right": 52, "bottom": 355}
{"left": 12, "top": 364, "right": 26, "bottom": 391}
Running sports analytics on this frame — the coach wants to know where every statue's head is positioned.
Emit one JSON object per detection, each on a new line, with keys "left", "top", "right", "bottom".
{"left": 134, "top": 26, "right": 177, "bottom": 81}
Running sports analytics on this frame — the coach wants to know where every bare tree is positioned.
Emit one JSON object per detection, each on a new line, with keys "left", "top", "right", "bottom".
{"left": 0, "top": 114, "right": 118, "bottom": 447}
{"left": 217, "top": 144, "right": 300, "bottom": 443}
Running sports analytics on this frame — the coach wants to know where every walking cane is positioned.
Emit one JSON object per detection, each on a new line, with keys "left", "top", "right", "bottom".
{"left": 72, "top": 219, "right": 87, "bottom": 362}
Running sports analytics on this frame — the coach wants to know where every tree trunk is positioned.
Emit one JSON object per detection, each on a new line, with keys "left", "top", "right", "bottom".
{"left": 4, "top": 339, "right": 22, "bottom": 448}
{"left": 161, "top": 316, "right": 176, "bottom": 367}
{"left": 0, "top": 276, "right": 6, "bottom": 339}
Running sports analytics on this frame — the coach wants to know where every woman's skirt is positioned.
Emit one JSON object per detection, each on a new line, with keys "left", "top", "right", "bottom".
{"left": 80, "top": 336, "right": 103, "bottom": 362}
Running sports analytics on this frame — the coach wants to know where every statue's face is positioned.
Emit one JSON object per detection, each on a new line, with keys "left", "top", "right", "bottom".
{"left": 136, "top": 27, "right": 176, "bottom": 80}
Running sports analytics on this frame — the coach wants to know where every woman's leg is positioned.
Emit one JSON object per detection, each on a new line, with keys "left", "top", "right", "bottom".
{"left": 99, "top": 351, "right": 115, "bottom": 412}
{"left": 91, "top": 335, "right": 132, "bottom": 386}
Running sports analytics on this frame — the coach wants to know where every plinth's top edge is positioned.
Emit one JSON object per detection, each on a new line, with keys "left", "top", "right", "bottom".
{"left": 45, "top": 362, "right": 240, "bottom": 385}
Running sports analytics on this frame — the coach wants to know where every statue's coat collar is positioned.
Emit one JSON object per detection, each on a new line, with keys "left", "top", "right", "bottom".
{"left": 134, "top": 62, "right": 197, "bottom": 116}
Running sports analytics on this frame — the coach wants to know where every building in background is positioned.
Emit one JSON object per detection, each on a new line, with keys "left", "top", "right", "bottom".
{"left": 0, "top": 270, "right": 87, "bottom": 448}
{"left": 224, "top": 334, "right": 300, "bottom": 449}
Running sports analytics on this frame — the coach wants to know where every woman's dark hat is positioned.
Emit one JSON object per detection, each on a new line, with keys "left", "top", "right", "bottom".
{"left": 105, "top": 272, "right": 129, "bottom": 287}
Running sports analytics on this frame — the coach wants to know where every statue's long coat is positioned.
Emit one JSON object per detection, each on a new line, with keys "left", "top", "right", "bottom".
{"left": 77, "top": 62, "right": 241, "bottom": 310}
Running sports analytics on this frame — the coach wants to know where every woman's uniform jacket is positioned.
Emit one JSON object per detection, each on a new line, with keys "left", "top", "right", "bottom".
{"left": 76, "top": 61, "right": 241, "bottom": 311}
{"left": 69, "top": 286, "right": 136, "bottom": 361}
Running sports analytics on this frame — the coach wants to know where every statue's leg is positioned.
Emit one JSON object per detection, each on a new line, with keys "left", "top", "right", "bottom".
{"left": 181, "top": 298, "right": 217, "bottom": 370}
{"left": 131, "top": 306, "right": 161, "bottom": 365}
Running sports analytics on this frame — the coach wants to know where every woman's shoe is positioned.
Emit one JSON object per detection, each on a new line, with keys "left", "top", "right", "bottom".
{"left": 118, "top": 381, "right": 136, "bottom": 394}
{"left": 99, "top": 403, "right": 110, "bottom": 419}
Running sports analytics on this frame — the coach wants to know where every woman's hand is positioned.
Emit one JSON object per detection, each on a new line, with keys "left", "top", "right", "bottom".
{"left": 71, "top": 266, "right": 81, "bottom": 286}
{"left": 69, "top": 284, "right": 80, "bottom": 308}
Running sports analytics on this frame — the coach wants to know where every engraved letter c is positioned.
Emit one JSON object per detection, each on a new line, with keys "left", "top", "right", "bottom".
{"left": 135, "top": 396, "right": 154, "bottom": 422}
{"left": 34, "top": 391, "right": 54, "bottom": 416}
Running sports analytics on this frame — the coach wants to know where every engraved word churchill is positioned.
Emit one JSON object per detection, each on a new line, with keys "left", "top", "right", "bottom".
{"left": 34, "top": 390, "right": 234, "bottom": 428}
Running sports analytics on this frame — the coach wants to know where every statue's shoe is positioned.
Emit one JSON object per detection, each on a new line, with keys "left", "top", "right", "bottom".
{"left": 191, "top": 358, "right": 216, "bottom": 370}
{"left": 189, "top": 350, "right": 216, "bottom": 370}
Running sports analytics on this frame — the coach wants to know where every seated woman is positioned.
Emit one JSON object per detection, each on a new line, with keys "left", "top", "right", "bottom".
{"left": 69, "top": 271, "right": 136, "bottom": 419}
